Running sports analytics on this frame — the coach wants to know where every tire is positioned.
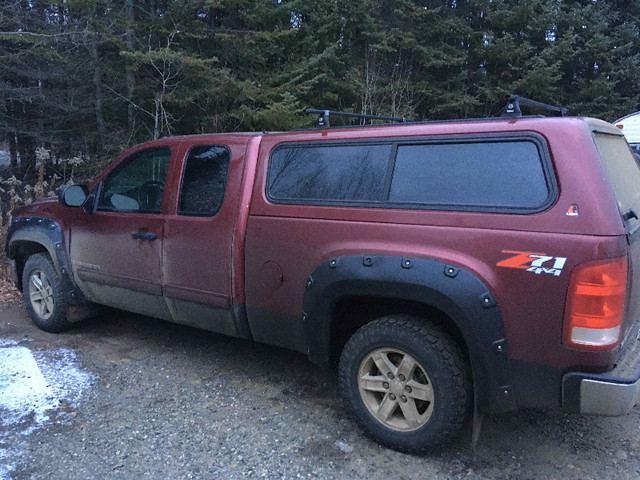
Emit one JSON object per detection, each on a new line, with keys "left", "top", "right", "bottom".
{"left": 338, "top": 315, "right": 470, "bottom": 453}
{"left": 22, "top": 253, "right": 71, "bottom": 333}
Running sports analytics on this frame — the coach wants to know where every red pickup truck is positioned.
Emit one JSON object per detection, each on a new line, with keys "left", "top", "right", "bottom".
{"left": 6, "top": 113, "right": 640, "bottom": 452}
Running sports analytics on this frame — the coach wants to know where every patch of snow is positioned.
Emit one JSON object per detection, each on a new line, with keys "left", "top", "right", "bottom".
{"left": 0, "top": 150, "right": 9, "bottom": 167}
{"left": 334, "top": 439, "right": 354, "bottom": 453}
{"left": 0, "top": 345, "right": 51, "bottom": 425}
{"left": 0, "top": 341, "right": 94, "bottom": 480}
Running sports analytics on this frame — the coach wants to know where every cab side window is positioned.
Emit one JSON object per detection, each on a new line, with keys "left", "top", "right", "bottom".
{"left": 178, "top": 145, "right": 231, "bottom": 217}
{"left": 98, "top": 147, "right": 171, "bottom": 214}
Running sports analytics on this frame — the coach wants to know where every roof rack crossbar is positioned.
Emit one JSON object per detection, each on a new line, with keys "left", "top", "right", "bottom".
{"left": 305, "top": 109, "right": 412, "bottom": 128}
{"left": 503, "top": 94, "right": 568, "bottom": 117}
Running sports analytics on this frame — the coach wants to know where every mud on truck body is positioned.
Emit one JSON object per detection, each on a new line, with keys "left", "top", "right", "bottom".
{"left": 7, "top": 101, "right": 640, "bottom": 452}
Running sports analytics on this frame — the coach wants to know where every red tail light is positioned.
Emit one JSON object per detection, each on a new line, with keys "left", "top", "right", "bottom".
{"left": 563, "top": 256, "right": 627, "bottom": 349}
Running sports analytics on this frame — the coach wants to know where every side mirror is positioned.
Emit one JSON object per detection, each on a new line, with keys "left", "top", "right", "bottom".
{"left": 59, "top": 184, "right": 88, "bottom": 208}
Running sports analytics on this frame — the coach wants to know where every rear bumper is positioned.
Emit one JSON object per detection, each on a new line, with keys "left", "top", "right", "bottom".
{"left": 562, "top": 330, "right": 640, "bottom": 416}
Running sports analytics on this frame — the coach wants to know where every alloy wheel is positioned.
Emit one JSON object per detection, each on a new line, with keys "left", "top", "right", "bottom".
{"left": 28, "top": 269, "right": 55, "bottom": 320}
{"left": 358, "top": 347, "right": 435, "bottom": 431}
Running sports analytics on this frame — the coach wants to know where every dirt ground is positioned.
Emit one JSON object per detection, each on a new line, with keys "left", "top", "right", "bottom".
{"left": 1, "top": 299, "right": 640, "bottom": 480}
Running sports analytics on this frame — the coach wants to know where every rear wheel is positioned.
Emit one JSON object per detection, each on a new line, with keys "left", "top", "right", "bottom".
{"left": 22, "top": 254, "right": 71, "bottom": 333}
{"left": 339, "top": 315, "right": 470, "bottom": 453}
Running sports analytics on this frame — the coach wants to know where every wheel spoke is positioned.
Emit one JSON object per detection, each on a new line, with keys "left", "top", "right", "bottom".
{"left": 43, "top": 297, "right": 54, "bottom": 315}
{"left": 398, "top": 398, "right": 422, "bottom": 428}
{"left": 371, "top": 351, "right": 396, "bottom": 377}
{"left": 359, "top": 374, "right": 388, "bottom": 393}
{"left": 30, "top": 290, "right": 44, "bottom": 302}
{"left": 396, "top": 355, "right": 417, "bottom": 380}
{"left": 406, "top": 379, "right": 434, "bottom": 402}
{"left": 31, "top": 275, "right": 43, "bottom": 290}
{"left": 377, "top": 394, "right": 398, "bottom": 421}
{"left": 36, "top": 298, "right": 46, "bottom": 316}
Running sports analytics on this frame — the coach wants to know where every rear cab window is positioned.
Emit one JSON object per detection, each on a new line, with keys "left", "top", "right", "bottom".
{"left": 178, "top": 145, "right": 231, "bottom": 217}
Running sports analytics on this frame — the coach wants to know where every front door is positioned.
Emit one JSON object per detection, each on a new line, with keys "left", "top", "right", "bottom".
{"left": 69, "top": 146, "right": 173, "bottom": 319}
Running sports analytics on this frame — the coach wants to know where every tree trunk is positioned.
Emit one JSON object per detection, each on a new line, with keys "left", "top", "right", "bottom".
{"left": 153, "top": 98, "right": 160, "bottom": 140}
{"left": 8, "top": 131, "right": 17, "bottom": 168}
{"left": 17, "top": 134, "right": 35, "bottom": 173}
{"left": 88, "top": 41, "right": 107, "bottom": 142}
{"left": 125, "top": 0, "right": 136, "bottom": 139}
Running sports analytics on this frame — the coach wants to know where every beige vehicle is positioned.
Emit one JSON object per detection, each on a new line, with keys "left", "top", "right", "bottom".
{"left": 615, "top": 111, "right": 640, "bottom": 157}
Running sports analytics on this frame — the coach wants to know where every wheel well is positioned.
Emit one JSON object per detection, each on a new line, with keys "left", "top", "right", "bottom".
{"left": 10, "top": 241, "right": 49, "bottom": 291}
{"left": 330, "top": 296, "right": 470, "bottom": 366}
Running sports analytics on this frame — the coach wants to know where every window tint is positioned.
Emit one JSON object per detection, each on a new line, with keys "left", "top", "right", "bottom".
{"left": 389, "top": 141, "right": 549, "bottom": 208}
{"left": 179, "top": 145, "right": 230, "bottom": 216}
{"left": 593, "top": 133, "right": 640, "bottom": 230}
{"left": 98, "top": 147, "right": 171, "bottom": 214}
{"left": 268, "top": 144, "right": 390, "bottom": 202}
{"left": 267, "top": 137, "right": 553, "bottom": 212}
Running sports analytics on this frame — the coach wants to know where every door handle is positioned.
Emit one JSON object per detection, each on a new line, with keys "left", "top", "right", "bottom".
{"left": 131, "top": 231, "right": 157, "bottom": 241}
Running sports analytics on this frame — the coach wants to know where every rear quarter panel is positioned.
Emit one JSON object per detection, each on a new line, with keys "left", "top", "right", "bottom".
{"left": 244, "top": 118, "right": 627, "bottom": 372}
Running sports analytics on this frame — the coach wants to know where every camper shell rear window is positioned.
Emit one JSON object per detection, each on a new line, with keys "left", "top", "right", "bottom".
{"left": 266, "top": 134, "right": 557, "bottom": 214}
{"left": 593, "top": 132, "right": 640, "bottom": 232}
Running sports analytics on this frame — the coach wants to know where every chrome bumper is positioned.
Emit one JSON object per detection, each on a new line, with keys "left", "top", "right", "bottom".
{"left": 579, "top": 377, "right": 640, "bottom": 416}
{"left": 563, "top": 329, "right": 640, "bottom": 416}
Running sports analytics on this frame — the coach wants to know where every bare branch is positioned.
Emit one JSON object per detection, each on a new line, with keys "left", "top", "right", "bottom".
{"left": 102, "top": 84, "right": 154, "bottom": 117}
{"left": 0, "top": 31, "right": 80, "bottom": 38}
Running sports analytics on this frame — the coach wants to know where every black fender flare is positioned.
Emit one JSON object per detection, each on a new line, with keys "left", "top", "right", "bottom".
{"left": 6, "top": 216, "right": 85, "bottom": 305}
{"left": 302, "top": 254, "right": 515, "bottom": 414}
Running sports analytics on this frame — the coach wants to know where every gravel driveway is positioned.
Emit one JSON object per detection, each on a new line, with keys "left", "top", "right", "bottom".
{"left": 1, "top": 301, "right": 639, "bottom": 480}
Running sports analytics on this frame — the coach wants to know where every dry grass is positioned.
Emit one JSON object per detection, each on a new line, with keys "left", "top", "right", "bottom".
{"left": 0, "top": 223, "right": 22, "bottom": 304}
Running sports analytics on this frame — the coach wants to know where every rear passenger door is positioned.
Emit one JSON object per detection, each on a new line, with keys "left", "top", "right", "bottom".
{"left": 162, "top": 137, "right": 249, "bottom": 336}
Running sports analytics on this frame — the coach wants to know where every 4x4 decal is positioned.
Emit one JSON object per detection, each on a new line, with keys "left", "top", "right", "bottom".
{"left": 497, "top": 250, "right": 567, "bottom": 277}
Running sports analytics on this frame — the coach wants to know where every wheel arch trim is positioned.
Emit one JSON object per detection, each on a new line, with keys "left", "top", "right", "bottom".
{"left": 6, "top": 217, "right": 85, "bottom": 304}
{"left": 302, "top": 254, "right": 516, "bottom": 414}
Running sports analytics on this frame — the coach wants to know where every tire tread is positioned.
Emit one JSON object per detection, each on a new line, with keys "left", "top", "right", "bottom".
{"left": 338, "top": 314, "right": 470, "bottom": 453}
{"left": 22, "top": 253, "right": 71, "bottom": 333}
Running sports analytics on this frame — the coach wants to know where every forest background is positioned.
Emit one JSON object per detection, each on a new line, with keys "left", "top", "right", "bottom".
{"left": 2, "top": 0, "right": 640, "bottom": 206}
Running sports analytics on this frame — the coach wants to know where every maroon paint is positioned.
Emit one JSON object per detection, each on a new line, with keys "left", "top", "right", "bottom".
{"left": 11, "top": 117, "right": 635, "bottom": 376}
{"left": 162, "top": 135, "right": 253, "bottom": 309}
{"left": 243, "top": 117, "right": 631, "bottom": 372}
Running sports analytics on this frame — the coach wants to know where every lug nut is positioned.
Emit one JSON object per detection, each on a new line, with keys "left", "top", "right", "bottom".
{"left": 405, "top": 386, "right": 412, "bottom": 393}
{"left": 389, "top": 394, "right": 396, "bottom": 400}
{"left": 400, "top": 395, "right": 407, "bottom": 403}
{"left": 387, "top": 373, "right": 394, "bottom": 380}
{"left": 383, "top": 382, "right": 390, "bottom": 389}
{"left": 398, "top": 374, "right": 405, "bottom": 381}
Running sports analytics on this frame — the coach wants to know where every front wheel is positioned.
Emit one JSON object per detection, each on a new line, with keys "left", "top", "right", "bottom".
{"left": 338, "top": 315, "right": 470, "bottom": 453}
{"left": 22, "top": 253, "right": 71, "bottom": 333}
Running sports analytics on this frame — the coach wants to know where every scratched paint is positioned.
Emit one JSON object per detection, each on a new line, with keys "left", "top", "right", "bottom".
{"left": 0, "top": 339, "right": 94, "bottom": 480}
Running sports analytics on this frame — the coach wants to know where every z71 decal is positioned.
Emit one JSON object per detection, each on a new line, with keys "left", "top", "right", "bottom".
{"left": 496, "top": 250, "right": 567, "bottom": 277}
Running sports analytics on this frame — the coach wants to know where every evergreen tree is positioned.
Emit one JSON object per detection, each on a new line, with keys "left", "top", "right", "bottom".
{"left": 2, "top": 0, "right": 640, "bottom": 179}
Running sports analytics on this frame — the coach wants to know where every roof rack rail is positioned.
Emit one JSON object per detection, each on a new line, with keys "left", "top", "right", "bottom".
{"left": 503, "top": 94, "right": 568, "bottom": 118}
{"left": 304, "top": 109, "right": 412, "bottom": 128}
